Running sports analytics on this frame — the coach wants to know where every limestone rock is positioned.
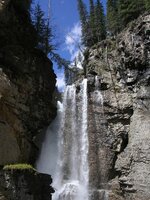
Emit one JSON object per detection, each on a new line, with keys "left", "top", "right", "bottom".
{"left": 83, "top": 13, "right": 150, "bottom": 200}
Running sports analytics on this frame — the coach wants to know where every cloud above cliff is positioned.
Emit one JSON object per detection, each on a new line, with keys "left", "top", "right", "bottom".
{"left": 56, "top": 71, "right": 65, "bottom": 92}
{"left": 55, "top": 23, "right": 82, "bottom": 91}
{"left": 65, "top": 23, "right": 82, "bottom": 60}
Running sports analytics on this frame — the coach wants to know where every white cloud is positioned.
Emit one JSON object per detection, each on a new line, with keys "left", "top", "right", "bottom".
{"left": 56, "top": 72, "right": 65, "bottom": 92}
{"left": 65, "top": 23, "right": 82, "bottom": 61}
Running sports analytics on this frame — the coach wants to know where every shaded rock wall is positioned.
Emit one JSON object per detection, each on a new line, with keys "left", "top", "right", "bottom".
{"left": 0, "top": 0, "right": 57, "bottom": 166}
{"left": 0, "top": 50, "right": 57, "bottom": 165}
{"left": 0, "top": 170, "right": 54, "bottom": 200}
{"left": 84, "top": 13, "right": 150, "bottom": 200}
{"left": 0, "top": 0, "right": 56, "bottom": 199}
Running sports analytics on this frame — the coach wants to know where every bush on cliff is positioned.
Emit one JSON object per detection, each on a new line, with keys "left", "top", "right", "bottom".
{"left": 3, "top": 164, "right": 36, "bottom": 171}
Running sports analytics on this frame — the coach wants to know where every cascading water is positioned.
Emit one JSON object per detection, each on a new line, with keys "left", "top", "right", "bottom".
{"left": 36, "top": 101, "right": 63, "bottom": 177}
{"left": 37, "top": 79, "right": 89, "bottom": 200}
{"left": 93, "top": 76, "right": 103, "bottom": 105}
{"left": 37, "top": 76, "right": 110, "bottom": 200}
{"left": 53, "top": 79, "right": 89, "bottom": 200}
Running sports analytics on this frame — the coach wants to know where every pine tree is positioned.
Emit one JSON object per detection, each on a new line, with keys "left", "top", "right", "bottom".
{"left": 144, "top": 0, "right": 150, "bottom": 11}
{"left": 33, "top": 3, "right": 54, "bottom": 55}
{"left": 77, "top": 0, "right": 106, "bottom": 46}
{"left": 33, "top": 4, "right": 45, "bottom": 50}
{"left": 32, "top": 3, "right": 70, "bottom": 71}
{"left": 43, "top": 20, "right": 54, "bottom": 55}
{"left": 107, "top": 0, "right": 119, "bottom": 35}
{"left": 33, "top": 3, "right": 45, "bottom": 46}
{"left": 89, "top": 0, "right": 95, "bottom": 16}
{"left": 77, "top": 0, "right": 89, "bottom": 46}
{"left": 118, "top": 0, "right": 145, "bottom": 29}
{"left": 95, "top": 0, "right": 106, "bottom": 42}
{"left": 88, "top": 0, "right": 96, "bottom": 46}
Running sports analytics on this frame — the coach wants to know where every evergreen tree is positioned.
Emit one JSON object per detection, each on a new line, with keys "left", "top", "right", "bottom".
{"left": 32, "top": 3, "right": 54, "bottom": 55}
{"left": 88, "top": 0, "right": 96, "bottom": 46}
{"left": 107, "top": 0, "right": 119, "bottom": 35}
{"left": 33, "top": 3, "right": 45, "bottom": 46}
{"left": 89, "top": 0, "right": 95, "bottom": 16}
{"left": 43, "top": 21, "right": 54, "bottom": 55}
{"left": 144, "top": 0, "right": 150, "bottom": 11}
{"left": 32, "top": 3, "right": 70, "bottom": 73}
{"left": 118, "top": 0, "right": 145, "bottom": 29}
{"left": 95, "top": 0, "right": 106, "bottom": 42}
{"left": 77, "top": 0, "right": 89, "bottom": 46}
{"left": 77, "top": 0, "right": 106, "bottom": 47}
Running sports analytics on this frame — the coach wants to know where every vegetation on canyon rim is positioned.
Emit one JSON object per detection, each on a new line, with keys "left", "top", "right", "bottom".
{"left": 3, "top": 164, "right": 36, "bottom": 171}
{"left": 78, "top": 0, "right": 150, "bottom": 48}
{"left": 2, "top": 0, "right": 149, "bottom": 81}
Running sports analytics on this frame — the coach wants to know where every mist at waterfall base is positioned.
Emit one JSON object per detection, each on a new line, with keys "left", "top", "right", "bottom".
{"left": 36, "top": 77, "right": 104, "bottom": 200}
{"left": 36, "top": 101, "right": 63, "bottom": 177}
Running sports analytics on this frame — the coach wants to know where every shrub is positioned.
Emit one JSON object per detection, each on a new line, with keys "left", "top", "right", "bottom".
{"left": 3, "top": 164, "right": 36, "bottom": 171}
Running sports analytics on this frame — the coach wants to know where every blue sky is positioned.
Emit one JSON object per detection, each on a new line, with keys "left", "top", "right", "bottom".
{"left": 33, "top": 0, "right": 106, "bottom": 90}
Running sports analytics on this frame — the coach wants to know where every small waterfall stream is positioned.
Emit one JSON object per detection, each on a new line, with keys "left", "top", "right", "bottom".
{"left": 93, "top": 76, "right": 103, "bottom": 105}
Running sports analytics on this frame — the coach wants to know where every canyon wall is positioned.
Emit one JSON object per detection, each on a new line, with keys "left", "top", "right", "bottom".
{"left": 85, "top": 13, "right": 150, "bottom": 200}
{"left": 0, "top": 1, "right": 149, "bottom": 199}
{"left": 0, "top": 169, "right": 54, "bottom": 200}
{"left": 0, "top": 0, "right": 56, "bottom": 199}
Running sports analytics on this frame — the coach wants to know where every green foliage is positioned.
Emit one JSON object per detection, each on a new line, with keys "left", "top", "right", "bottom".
{"left": 32, "top": 3, "right": 70, "bottom": 69}
{"left": 77, "top": 0, "right": 106, "bottom": 47}
{"left": 88, "top": 0, "right": 96, "bottom": 46}
{"left": 107, "top": 0, "right": 119, "bottom": 35}
{"left": 77, "top": 0, "right": 89, "bottom": 46}
{"left": 144, "top": 0, "right": 150, "bottom": 11}
{"left": 106, "top": 0, "right": 149, "bottom": 34}
{"left": 95, "top": 0, "right": 106, "bottom": 42}
{"left": 32, "top": 3, "right": 54, "bottom": 55}
{"left": 3, "top": 164, "right": 36, "bottom": 171}
{"left": 50, "top": 52, "right": 70, "bottom": 69}
{"left": 118, "top": 0, "right": 145, "bottom": 30}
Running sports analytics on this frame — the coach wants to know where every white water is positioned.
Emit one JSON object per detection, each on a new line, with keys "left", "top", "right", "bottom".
{"left": 93, "top": 76, "right": 103, "bottom": 105}
{"left": 36, "top": 101, "right": 63, "bottom": 177}
{"left": 37, "top": 79, "right": 89, "bottom": 200}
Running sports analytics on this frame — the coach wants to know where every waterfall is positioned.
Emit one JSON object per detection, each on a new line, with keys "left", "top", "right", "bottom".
{"left": 37, "top": 79, "right": 89, "bottom": 200}
{"left": 36, "top": 101, "right": 63, "bottom": 177}
{"left": 36, "top": 76, "right": 110, "bottom": 200}
{"left": 93, "top": 76, "right": 103, "bottom": 105}
{"left": 53, "top": 79, "right": 89, "bottom": 200}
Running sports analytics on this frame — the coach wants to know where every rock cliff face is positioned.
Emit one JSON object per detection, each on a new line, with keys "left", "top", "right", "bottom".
{"left": 0, "top": 0, "right": 57, "bottom": 166}
{"left": 0, "top": 51, "right": 57, "bottom": 165}
{"left": 0, "top": 0, "right": 56, "bottom": 199}
{"left": 84, "top": 13, "right": 150, "bottom": 200}
{"left": 0, "top": 170, "right": 54, "bottom": 200}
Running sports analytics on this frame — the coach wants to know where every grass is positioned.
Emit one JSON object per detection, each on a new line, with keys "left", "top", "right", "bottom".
{"left": 3, "top": 164, "right": 36, "bottom": 171}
